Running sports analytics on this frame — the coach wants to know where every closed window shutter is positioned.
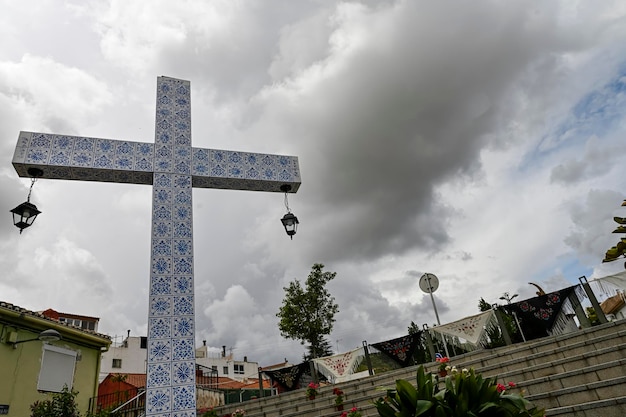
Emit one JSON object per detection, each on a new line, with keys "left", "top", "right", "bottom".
{"left": 37, "top": 344, "right": 77, "bottom": 392}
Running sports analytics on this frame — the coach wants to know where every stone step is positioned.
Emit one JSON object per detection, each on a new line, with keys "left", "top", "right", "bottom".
{"left": 478, "top": 343, "right": 626, "bottom": 383}
{"left": 546, "top": 395, "right": 626, "bottom": 417}
{"left": 211, "top": 319, "right": 626, "bottom": 417}
{"left": 528, "top": 375, "right": 626, "bottom": 410}
{"left": 449, "top": 326, "right": 626, "bottom": 373}
{"left": 507, "top": 356, "right": 626, "bottom": 396}
{"left": 480, "top": 344, "right": 626, "bottom": 386}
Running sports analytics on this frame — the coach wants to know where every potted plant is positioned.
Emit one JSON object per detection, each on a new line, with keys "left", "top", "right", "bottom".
{"left": 306, "top": 382, "right": 319, "bottom": 400}
{"left": 333, "top": 387, "right": 345, "bottom": 410}
{"left": 374, "top": 365, "right": 544, "bottom": 417}
{"left": 436, "top": 356, "right": 450, "bottom": 377}
{"left": 232, "top": 409, "right": 246, "bottom": 417}
{"left": 340, "top": 407, "right": 362, "bottom": 417}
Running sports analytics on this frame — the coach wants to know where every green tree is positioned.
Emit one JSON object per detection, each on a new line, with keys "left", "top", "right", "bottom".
{"left": 408, "top": 321, "right": 430, "bottom": 364}
{"left": 586, "top": 307, "right": 600, "bottom": 325}
{"left": 30, "top": 386, "right": 81, "bottom": 417}
{"left": 277, "top": 263, "right": 339, "bottom": 358}
{"left": 478, "top": 297, "right": 522, "bottom": 347}
{"left": 303, "top": 336, "right": 334, "bottom": 361}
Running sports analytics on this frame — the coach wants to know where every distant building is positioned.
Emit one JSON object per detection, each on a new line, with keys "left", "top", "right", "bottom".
{"left": 41, "top": 308, "right": 100, "bottom": 332}
{"left": 195, "top": 342, "right": 261, "bottom": 382}
{"left": 0, "top": 301, "right": 110, "bottom": 417}
{"left": 100, "top": 335, "right": 262, "bottom": 383}
{"left": 100, "top": 334, "right": 148, "bottom": 381}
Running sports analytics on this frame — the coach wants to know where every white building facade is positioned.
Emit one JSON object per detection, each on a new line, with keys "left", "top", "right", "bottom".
{"left": 100, "top": 336, "right": 148, "bottom": 381}
{"left": 195, "top": 344, "right": 260, "bottom": 382}
{"left": 100, "top": 336, "right": 260, "bottom": 383}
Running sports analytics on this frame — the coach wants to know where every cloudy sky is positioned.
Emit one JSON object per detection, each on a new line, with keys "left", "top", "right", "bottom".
{"left": 2, "top": 0, "right": 626, "bottom": 366}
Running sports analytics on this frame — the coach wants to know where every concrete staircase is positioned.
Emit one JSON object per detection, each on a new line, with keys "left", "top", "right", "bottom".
{"left": 211, "top": 318, "right": 626, "bottom": 417}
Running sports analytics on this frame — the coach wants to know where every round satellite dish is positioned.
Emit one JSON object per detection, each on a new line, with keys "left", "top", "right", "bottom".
{"left": 419, "top": 273, "right": 439, "bottom": 293}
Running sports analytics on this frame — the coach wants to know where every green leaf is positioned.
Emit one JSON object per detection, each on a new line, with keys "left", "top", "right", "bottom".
{"left": 414, "top": 400, "right": 433, "bottom": 416}
{"left": 434, "top": 404, "right": 447, "bottom": 417}
{"left": 396, "top": 379, "right": 418, "bottom": 409}
{"left": 373, "top": 400, "right": 398, "bottom": 417}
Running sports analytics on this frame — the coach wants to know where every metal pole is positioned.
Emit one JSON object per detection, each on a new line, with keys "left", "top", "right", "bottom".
{"left": 362, "top": 341, "right": 374, "bottom": 376}
{"left": 511, "top": 311, "right": 526, "bottom": 342}
{"left": 579, "top": 276, "right": 608, "bottom": 324}
{"left": 258, "top": 367, "right": 264, "bottom": 398}
{"left": 422, "top": 324, "right": 437, "bottom": 361}
{"left": 426, "top": 275, "right": 449, "bottom": 358}
{"left": 427, "top": 276, "right": 442, "bottom": 325}
{"left": 492, "top": 305, "right": 512, "bottom": 345}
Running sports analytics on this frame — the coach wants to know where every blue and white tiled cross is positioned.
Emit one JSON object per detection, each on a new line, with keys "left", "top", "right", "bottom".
{"left": 12, "top": 76, "right": 301, "bottom": 417}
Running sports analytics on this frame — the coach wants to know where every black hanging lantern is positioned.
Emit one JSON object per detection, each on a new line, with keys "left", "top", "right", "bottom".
{"left": 281, "top": 212, "right": 299, "bottom": 239}
{"left": 11, "top": 201, "right": 41, "bottom": 233}
{"left": 11, "top": 167, "right": 43, "bottom": 234}
{"left": 280, "top": 184, "right": 299, "bottom": 240}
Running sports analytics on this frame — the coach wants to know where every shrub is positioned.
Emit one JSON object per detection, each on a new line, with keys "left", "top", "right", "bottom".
{"left": 30, "top": 386, "right": 81, "bottom": 417}
{"left": 374, "top": 365, "right": 544, "bottom": 417}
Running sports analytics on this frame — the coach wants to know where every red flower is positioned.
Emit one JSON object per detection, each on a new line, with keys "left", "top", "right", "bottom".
{"left": 496, "top": 383, "right": 506, "bottom": 393}
{"left": 508, "top": 382, "right": 516, "bottom": 388}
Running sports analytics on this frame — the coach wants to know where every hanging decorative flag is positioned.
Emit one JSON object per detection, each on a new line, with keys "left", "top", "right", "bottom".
{"left": 503, "top": 285, "right": 578, "bottom": 341}
{"left": 371, "top": 333, "right": 421, "bottom": 367}
{"left": 312, "top": 347, "right": 364, "bottom": 382}
{"left": 432, "top": 310, "right": 497, "bottom": 346}
{"left": 261, "top": 362, "right": 308, "bottom": 391}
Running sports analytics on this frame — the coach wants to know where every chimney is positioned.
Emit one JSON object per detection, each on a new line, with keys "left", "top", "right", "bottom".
{"left": 127, "top": 329, "right": 130, "bottom": 338}
{"left": 244, "top": 356, "right": 248, "bottom": 362}
{"left": 203, "top": 340, "right": 206, "bottom": 346}
{"left": 222, "top": 346, "right": 226, "bottom": 357}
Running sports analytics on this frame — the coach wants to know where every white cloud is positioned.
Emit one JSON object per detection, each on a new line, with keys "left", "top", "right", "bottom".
{"left": 1, "top": 0, "right": 626, "bottom": 366}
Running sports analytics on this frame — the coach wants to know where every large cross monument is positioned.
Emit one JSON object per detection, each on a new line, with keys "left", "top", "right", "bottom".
{"left": 12, "top": 76, "right": 301, "bottom": 416}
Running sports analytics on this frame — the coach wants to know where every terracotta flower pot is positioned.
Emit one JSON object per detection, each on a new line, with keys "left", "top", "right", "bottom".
{"left": 438, "top": 370, "right": 447, "bottom": 377}
{"left": 336, "top": 404, "right": 344, "bottom": 411}
{"left": 308, "top": 395, "right": 315, "bottom": 400}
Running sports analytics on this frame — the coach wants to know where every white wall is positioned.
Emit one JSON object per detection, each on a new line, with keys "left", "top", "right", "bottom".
{"left": 99, "top": 338, "right": 261, "bottom": 383}
{"left": 195, "top": 345, "right": 260, "bottom": 381}
{"left": 99, "top": 336, "right": 148, "bottom": 381}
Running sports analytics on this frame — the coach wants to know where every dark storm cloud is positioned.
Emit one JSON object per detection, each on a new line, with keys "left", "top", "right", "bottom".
{"left": 249, "top": 1, "right": 580, "bottom": 263}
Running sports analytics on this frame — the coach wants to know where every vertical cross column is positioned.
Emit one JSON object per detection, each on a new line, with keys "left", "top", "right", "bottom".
{"left": 146, "top": 77, "right": 196, "bottom": 416}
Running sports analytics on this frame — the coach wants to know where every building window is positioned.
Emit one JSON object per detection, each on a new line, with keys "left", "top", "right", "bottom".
{"left": 81, "top": 321, "right": 96, "bottom": 331}
{"left": 234, "top": 364, "right": 244, "bottom": 374}
{"left": 223, "top": 366, "right": 229, "bottom": 375}
{"left": 112, "top": 358, "right": 122, "bottom": 368}
{"left": 140, "top": 337, "right": 147, "bottom": 349}
{"left": 38, "top": 344, "right": 77, "bottom": 392}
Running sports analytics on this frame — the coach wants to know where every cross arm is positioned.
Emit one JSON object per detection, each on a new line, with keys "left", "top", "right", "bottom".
{"left": 12, "top": 131, "right": 300, "bottom": 193}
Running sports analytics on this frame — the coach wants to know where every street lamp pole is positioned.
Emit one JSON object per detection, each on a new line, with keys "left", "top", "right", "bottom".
{"left": 419, "top": 273, "right": 449, "bottom": 358}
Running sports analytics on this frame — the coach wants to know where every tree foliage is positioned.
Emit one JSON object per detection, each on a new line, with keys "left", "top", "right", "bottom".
{"left": 30, "top": 386, "right": 81, "bottom": 417}
{"left": 408, "top": 321, "right": 431, "bottom": 364}
{"left": 277, "top": 263, "right": 339, "bottom": 358}
{"left": 303, "top": 337, "right": 334, "bottom": 361}
{"left": 478, "top": 297, "right": 522, "bottom": 347}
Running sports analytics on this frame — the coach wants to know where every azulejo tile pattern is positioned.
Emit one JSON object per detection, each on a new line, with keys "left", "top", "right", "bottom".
{"left": 13, "top": 131, "right": 301, "bottom": 191}
{"left": 147, "top": 77, "right": 196, "bottom": 416}
{"left": 11, "top": 76, "right": 302, "bottom": 417}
